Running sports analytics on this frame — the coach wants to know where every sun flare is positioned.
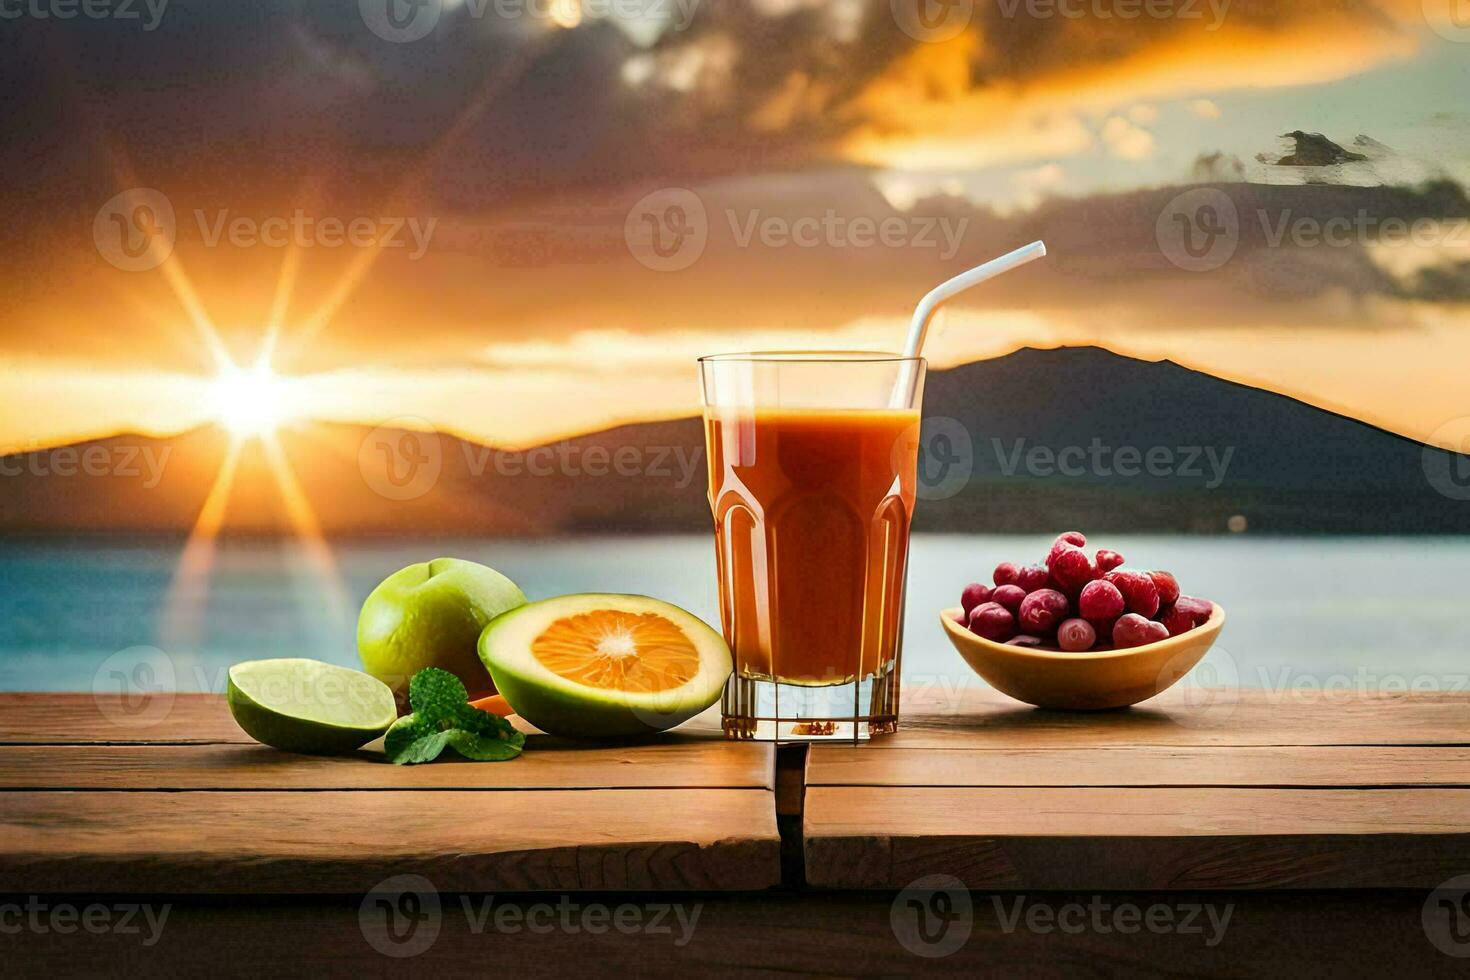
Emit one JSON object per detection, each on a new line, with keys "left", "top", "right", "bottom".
{"left": 208, "top": 360, "right": 292, "bottom": 439}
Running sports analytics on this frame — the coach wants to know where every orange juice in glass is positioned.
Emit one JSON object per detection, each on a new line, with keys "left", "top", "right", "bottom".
{"left": 699, "top": 352, "right": 925, "bottom": 740}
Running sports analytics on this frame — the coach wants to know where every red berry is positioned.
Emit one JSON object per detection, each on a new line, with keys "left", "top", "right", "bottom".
{"left": 1005, "top": 634, "right": 1044, "bottom": 648}
{"left": 1048, "top": 546, "right": 1097, "bottom": 594}
{"left": 960, "top": 582, "right": 992, "bottom": 616}
{"left": 1078, "top": 580, "right": 1125, "bottom": 621}
{"left": 1018, "top": 588, "right": 1069, "bottom": 634}
{"left": 1015, "top": 564, "right": 1050, "bottom": 593}
{"left": 1104, "top": 570, "right": 1160, "bottom": 618}
{"left": 990, "top": 584, "right": 1027, "bottom": 614}
{"left": 1045, "top": 532, "right": 1087, "bottom": 565}
{"left": 1056, "top": 618, "right": 1097, "bottom": 652}
{"left": 1095, "top": 549, "right": 1125, "bottom": 573}
{"left": 1158, "top": 604, "right": 1195, "bottom": 637}
{"left": 1112, "top": 613, "right": 1168, "bottom": 649}
{"left": 1148, "top": 571, "right": 1181, "bottom": 607}
{"left": 1112, "top": 614, "right": 1148, "bottom": 649}
{"left": 993, "top": 562, "right": 1020, "bottom": 587}
{"left": 968, "top": 602, "right": 1015, "bottom": 642}
{"left": 1173, "top": 595, "right": 1214, "bottom": 624}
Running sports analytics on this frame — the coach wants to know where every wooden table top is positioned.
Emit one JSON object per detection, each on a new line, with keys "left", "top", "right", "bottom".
{"left": 0, "top": 694, "right": 780, "bottom": 894}
{"left": 803, "top": 684, "right": 1470, "bottom": 891}
{"left": 2, "top": 685, "right": 1467, "bottom": 897}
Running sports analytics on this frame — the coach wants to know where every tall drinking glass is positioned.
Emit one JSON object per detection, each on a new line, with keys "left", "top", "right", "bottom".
{"left": 699, "top": 352, "right": 926, "bottom": 740}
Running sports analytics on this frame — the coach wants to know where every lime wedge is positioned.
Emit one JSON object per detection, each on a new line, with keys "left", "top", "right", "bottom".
{"left": 227, "top": 659, "right": 397, "bottom": 754}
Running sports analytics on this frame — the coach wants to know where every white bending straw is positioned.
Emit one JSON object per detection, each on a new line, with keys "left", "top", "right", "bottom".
{"left": 903, "top": 240, "right": 1048, "bottom": 359}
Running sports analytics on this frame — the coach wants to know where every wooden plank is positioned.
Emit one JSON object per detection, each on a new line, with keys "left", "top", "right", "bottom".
{"left": 0, "top": 693, "right": 247, "bottom": 744}
{"left": 1, "top": 890, "right": 1453, "bottom": 977}
{"left": 887, "top": 684, "right": 1470, "bottom": 747}
{"left": 808, "top": 745, "right": 1470, "bottom": 788}
{"left": 10, "top": 688, "right": 1468, "bottom": 747}
{"left": 805, "top": 786, "right": 1470, "bottom": 889}
{"left": 807, "top": 787, "right": 1470, "bottom": 838}
{"left": 0, "top": 741, "right": 773, "bottom": 791}
{"left": 0, "top": 789, "right": 781, "bottom": 893}
{"left": 0, "top": 694, "right": 733, "bottom": 745}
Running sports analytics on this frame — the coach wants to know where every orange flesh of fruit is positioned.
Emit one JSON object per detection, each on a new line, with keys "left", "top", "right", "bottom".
{"left": 467, "top": 694, "right": 513, "bottom": 717}
{"left": 530, "top": 610, "right": 701, "bottom": 693}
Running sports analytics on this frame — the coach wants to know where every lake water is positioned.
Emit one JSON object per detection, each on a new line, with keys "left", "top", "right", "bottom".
{"left": 1, "top": 534, "right": 1466, "bottom": 694}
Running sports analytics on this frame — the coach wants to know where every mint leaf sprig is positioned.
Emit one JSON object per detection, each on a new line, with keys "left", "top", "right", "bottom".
{"left": 384, "top": 668, "right": 525, "bottom": 764}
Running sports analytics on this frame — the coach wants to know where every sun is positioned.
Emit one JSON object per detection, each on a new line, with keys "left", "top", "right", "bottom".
{"left": 208, "top": 359, "right": 292, "bottom": 439}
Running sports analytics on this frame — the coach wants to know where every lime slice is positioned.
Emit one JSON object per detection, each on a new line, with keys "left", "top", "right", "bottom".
{"left": 227, "top": 659, "right": 397, "bottom": 754}
{"left": 479, "top": 594, "right": 732, "bottom": 738}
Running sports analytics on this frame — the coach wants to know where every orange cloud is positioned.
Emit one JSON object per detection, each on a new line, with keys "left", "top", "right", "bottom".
{"left": 842, "top": 7, "right": 1418, "bottom": 169}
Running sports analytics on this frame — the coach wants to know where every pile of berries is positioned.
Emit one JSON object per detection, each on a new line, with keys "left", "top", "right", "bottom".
{"left": 957, "top": 532, "right": 1214, "bottom": 652}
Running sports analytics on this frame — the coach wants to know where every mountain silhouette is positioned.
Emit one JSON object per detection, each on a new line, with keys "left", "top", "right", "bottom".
{"left": 1, "top": 348, "right": 1466, "bottom": 535}
{"left": 1270, "top": 132, "right": 1368, "bottom": 167}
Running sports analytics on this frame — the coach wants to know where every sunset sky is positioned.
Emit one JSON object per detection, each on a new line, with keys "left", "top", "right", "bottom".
{"left": 3, "top": 0, "right": 1469, "bottom": 455}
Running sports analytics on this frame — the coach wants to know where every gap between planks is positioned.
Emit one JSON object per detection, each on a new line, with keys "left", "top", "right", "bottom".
{"left": 773, "top": 743, "right": 809, "bottom": 888}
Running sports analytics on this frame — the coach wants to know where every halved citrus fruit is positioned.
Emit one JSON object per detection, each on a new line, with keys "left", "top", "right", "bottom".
{"left": 227, "top": 658, "right": 397, "bottom": 754}
{"left": 478, "top": 594, "right": 732, "bottom": 737}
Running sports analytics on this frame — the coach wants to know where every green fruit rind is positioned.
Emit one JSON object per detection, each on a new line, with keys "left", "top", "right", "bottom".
{"left": 227, "top": 658, "right": 397, "bottom": 755}
{"left": 479, "top": 594, "right": 732, "bottom": 738}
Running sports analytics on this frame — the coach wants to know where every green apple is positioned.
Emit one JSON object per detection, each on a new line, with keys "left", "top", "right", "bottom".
{"left": 357, "top": 557, "right": 526, "bottom": 702}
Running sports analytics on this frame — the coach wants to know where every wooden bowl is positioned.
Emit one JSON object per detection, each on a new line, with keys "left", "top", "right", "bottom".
{"left": 940, "top": 603, "right": 1226, "bottom": 710}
